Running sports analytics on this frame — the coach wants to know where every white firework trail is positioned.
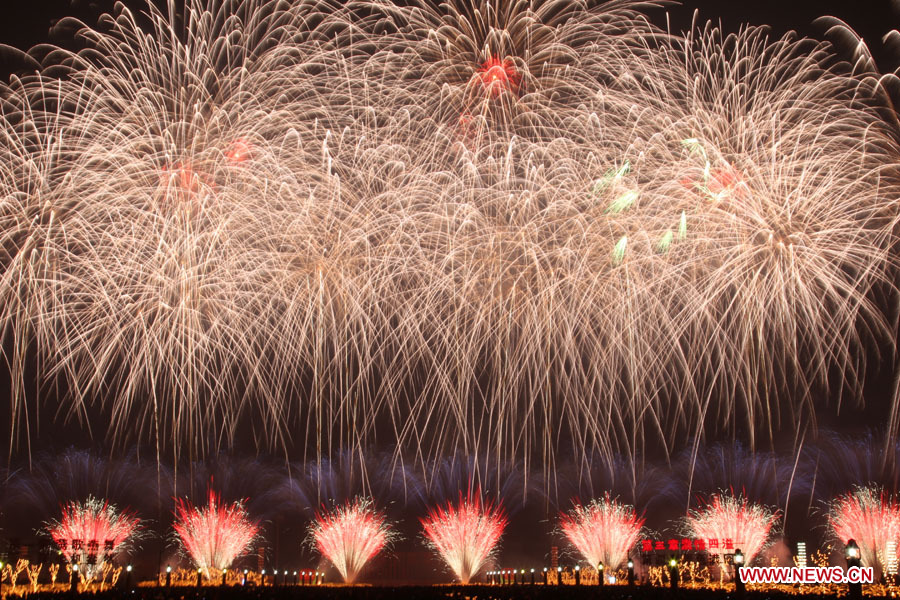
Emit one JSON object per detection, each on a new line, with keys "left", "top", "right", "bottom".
{"left": 0, "top": 0, "right": 897, "bottom": 483}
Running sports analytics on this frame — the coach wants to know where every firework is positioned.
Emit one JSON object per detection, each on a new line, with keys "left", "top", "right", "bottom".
{"left": 560, "top": 495, "right": 644, "bottom": 569}
{"left": 418, "top": 454, "right": 533, "bottom": 512}
{"left": 556, "top": 452, "right": 678, "bottom": 516}
{"left": 4, "top": 449, "right": 164, "bottom": 520}
{"left": 180, "top": 457, "right": 285, "bottom": 523}
{"left": 0, "top": 0, "right": 897, "bottom": 480}
{"left": 173, "top": 491, "right": 259, "bottom": 572}
{"left": 47, "top": 497, "right": 140, "bottom": 579}
{"left": 309, "top": 497, "right": 394, "bottom": 583}
{"left": 674, "top": 443, "right": 797, "bottom": 508}
{"left": 277, "top": 451, "right": 418, "bottom": 517}
{"left": 684, "top": 492, "right": 779, "bottom": 565}
{"left": 802, "top": 432, "right": 900, "bottom": 503}
{"left": 829, "top": 485, "right": 900, "bottom": 574}
{"left": 421, "top": 492, "right": 507, "bottom": 583}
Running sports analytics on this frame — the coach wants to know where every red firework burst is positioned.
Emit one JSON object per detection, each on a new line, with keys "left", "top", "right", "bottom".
{"left": 159, "top": 160, "right": 208, "bottom": 194}
{"left": 310, "top": 497, "right": 394, "bottom": 583}
{"left": 830, "top": 486, "right": 900, "bottom": 573}
{"left": 173, "top": 491, "right": 260, "bottom": 571}
{"left": 48, "top": 497, "right": 140, "bottom": 577}
{"left": 421, "top": 492, "right": 507, "bottom": 583}
{"left": 560, "top": 494, "right": 644, "bottom": 569}
{"left": 478, "top": 56, "right": 520, "bottom": 96}
{"left": 685, "top": 493, "right": 778, "bottom": 565}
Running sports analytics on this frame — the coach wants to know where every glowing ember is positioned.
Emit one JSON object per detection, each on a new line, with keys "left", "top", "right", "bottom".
{"left": 478, "top": 56, "right": 520, "bottom": 96}
{"left": 310, "top": 497, "right": 394, "bottom": 583}
{"left": 48, "top": 497, "right": 140, "bottom": 579}
{"left": 829, "top": 485, "right": 900, "bottom": 573}
{"left": 225, "top": 139, "right": 254, "bottom": 163}
{"left": 684, "top": 493, "right": 778, "bottom": 565}
{"left": 421, "top": 492, "right": 507, "bottom": 583}
{"left": 560, "top": 495, "right": 644, "bottom": 569}
{"left": 173, "top": 491, "right": 259, "bottom": 572}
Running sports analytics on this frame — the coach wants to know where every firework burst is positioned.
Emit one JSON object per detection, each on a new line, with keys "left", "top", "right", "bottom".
{"left": 684, "top": 492, "right": 779, "bottom": 565}
{"left": 173, "top": 491, "right": 260, "bottom": 572}
{"left": 0, "top": 0, "right": 897, "bottom": 481}
{"left": 47, "top": 497, "right": 140, "bottom": 579}
{"left": 309, "top": 497, "right": 394, "bottom": 583}
{"left": 421, "top": 491, "right": 507, "bottom": 583}
{"left": 560, "top": 495, "right": 644, "bottom": 569}
{"left": 829, "top": 485, "right": 900, "bottom": 574}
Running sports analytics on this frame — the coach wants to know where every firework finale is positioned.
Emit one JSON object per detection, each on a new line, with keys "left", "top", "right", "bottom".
{"left": 683, "top": 493, "right": 779, "bottom": 567}
{"left": 561, "top": 495, "right": 644, "bottom": 571}
{"left": 421, "top": 491, "right": 507, "bottom": 583}
{"left": 173, "top": 491, "right": 259, "bottom": 573}
{"left": 0, "top": 0, "right": 899, "bottom": 595}
{"left": 47, "top": 498, "right": 140, "bottom": 582}
{"left": 309, "top": 498, "right": 394, "bottom": 584}
{"left": 0, "top": 0, "right": 898, "bottom": 472}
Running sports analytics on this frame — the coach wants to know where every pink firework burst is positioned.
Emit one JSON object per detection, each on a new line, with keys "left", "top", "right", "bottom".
{"left": 421, "top": 492, "right": 507, "bottom": 583}
{"left": 560, "top": 495, "right": 644, "bottom": 569}
{"left": 48, "top": 497, "right": 140, "bottom": 578}
{"left": 829, "top": 485, "right": 900, "bottom": 573}
{"left": 173, "top": 491, "right": 259, "bottom": 571}
{"left": 684, "top": 492, "right": 778, "bottom": 565}
{"left": 310, "top": 497, "right": 394, "bottom": 583}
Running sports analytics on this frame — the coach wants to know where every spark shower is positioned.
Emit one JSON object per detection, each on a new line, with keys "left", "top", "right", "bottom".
{"left": 0, "top": 0, "right": 898, "bottom": 476}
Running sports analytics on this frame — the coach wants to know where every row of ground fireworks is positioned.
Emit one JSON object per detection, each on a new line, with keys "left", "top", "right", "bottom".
{"left": 24, "top": 486, "right": 900, "bottom": 584}
{"left": 2, "top": 0, "right": 900, "bottom": 474}
{"left": 2, "top": 2, "right": 900, "bottom": 590}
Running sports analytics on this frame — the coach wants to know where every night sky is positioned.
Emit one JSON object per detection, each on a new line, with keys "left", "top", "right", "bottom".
{"left": 0, "top": 1, "right": 898, "bottom": 77}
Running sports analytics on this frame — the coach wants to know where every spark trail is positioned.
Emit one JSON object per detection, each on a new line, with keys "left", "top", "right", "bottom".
{"left": 0, "top": 0, "right": 897, "bottom": 482}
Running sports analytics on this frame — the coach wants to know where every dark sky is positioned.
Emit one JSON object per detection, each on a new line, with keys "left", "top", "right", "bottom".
{"left": 660, "top": 0, "right": 900, "bottom": 72}
{"left": 0, "top": 0, "right": 898, "bottom": 62}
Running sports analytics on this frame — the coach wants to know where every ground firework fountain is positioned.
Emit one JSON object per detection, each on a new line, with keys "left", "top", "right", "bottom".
{"left": 829, "top": 485, "right": 900, "bottom": 577}
{"left": 560, "top": 495, "right": 644, "bottom": 570}
{"left": 47, "top": 497, "right": 140, "bottom": 582}
{"left": 310, "top": 497, "right": 394, "bottom": 584}
{"left": 684, "top": 492, "right": 779, "bottom": 566}
{"left": 173, "top": 491, "right": 259, "bottom": 572}
{"left": 421, "top": 492, "right": 507, "bottom": 583}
